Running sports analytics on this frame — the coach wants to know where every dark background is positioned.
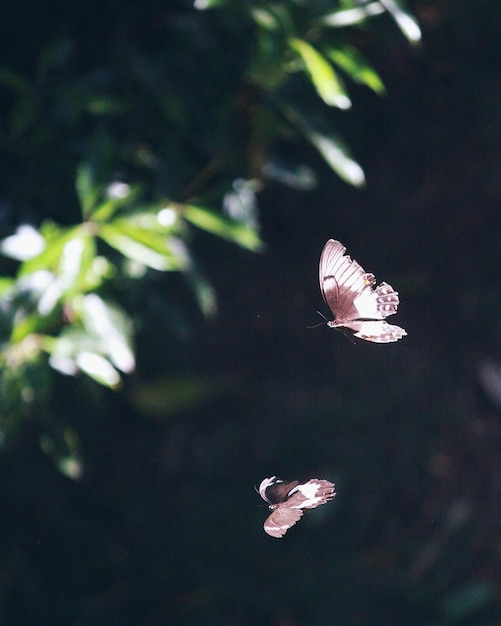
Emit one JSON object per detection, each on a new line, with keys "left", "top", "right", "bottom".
{"left": 2, "top": 1, "right": 501, "bottom": 624}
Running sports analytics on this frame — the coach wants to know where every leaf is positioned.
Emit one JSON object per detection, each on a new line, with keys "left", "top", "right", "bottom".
{"left": 75, "top": 162, "right": 103, "bottom": 219}
{"left": 18, "top": 224, "right": 82, "bottom": 277}
{"left": 57, "top": 233, "right": 98, "bottom": 296}
{"left": 319, "top": 2, "right": 385, "bottom": 27}
{"left": 379, "top": 0, "right": 421, "bottom": 43}
{"left": 90, "top": 183, "right": 142, "bottom": 223}
{"left": 281, "top": 103, "right": 366, "bottom": 186}
{"left": 309, "top": 131, "right": 366, "bottom": 187}
{"left": 288, "top": 38, "right": 351, "bottom": 110}
{"left": 326, "top": 45, "right": 386, "bottom": 94}
{"left": 183, "top": 264, "right": 218, "bottom": 318}
{"left": 99, "top": 220, "right": 186, "bottom": 271}
{"left": 78, "top": 294, "right": 135, "bottom": 374}
{"left": 0, "top": 225, "right": 46, "bottom": 261}
{"left": 182, "top": 205, "right": 262, "bottom": 251}
{"left": 76, "top": 352, "right": 121, "bottom": 388}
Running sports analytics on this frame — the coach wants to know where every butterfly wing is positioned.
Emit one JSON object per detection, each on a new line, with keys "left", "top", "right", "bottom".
{"left": 344, "top": 320, "right": 407, "bottom": 343}
{"left": 262, "top": 479, "right": 336, "bottom": 538}
{"left": 264, "top": 507, "right": 304, "bottom": 538}
{"left": 286, "top": 479, "right": 336, "bottom": 509}
{"left": 319, "top": 239, "right": 377, "bottom": 323}
{"left": 319, "top": 239, "right": 407, "bottom": 342}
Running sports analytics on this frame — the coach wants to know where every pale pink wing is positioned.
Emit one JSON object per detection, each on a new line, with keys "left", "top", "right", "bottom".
{"left": 345, "top": 320, "right": 407, "bottom": 343}
{"left": 263, "top": 479, "right": 336, "bottom": 538}
{"left": 286, "top": 479, "right": 336, "bottom": 509}
{"left": 319, "top": 240, "right": 407, "bottom": 342}
{"left": 319, "top": 239, "right": 375, "bottom": 323}
{"left": 264, "top": 507, "right": 304, "bottom": 538}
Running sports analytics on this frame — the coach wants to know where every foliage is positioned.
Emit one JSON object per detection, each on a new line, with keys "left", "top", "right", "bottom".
{"left": 0, "top": 0, "right": 419, "bottom": 448}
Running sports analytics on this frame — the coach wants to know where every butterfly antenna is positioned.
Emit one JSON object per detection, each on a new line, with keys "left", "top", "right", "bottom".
{"left": 307, "top": 310, "right": 329, "bottom": 329}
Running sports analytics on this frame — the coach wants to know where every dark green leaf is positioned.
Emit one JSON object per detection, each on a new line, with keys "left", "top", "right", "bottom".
{"left": 288, "top": 37, "right": 351, "bottom": 109}
{"left": 183, "top": 205, "right": 262, "bottom": 251}
{"left": 326, "top": 45, "right": 386, "bottom": 94}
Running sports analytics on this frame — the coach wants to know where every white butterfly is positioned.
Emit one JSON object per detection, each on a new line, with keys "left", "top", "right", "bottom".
{"left": 258, "top": 476, "right": 336, "bottom": 538}
{"left": 319, "top": 239, "right": 407, "bottom": 343}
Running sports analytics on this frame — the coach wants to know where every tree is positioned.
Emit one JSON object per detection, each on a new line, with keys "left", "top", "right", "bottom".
{"left": 0, "top": 0, "right": 419, "bottom": 468}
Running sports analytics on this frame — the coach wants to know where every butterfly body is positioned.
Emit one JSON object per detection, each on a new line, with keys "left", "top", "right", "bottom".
{"left": 258, "top": 476, "right": 335, "bottom": 538}
{"left": 319, "top": 239, "right": 407, "bottom": 343}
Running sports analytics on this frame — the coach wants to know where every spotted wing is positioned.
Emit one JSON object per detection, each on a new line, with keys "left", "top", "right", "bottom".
{"left": 343, "top": 320, "right": 407, "bottom": 343}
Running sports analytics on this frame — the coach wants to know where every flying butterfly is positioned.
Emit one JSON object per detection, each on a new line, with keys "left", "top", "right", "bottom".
{"left": 258, "top": 476, "right": 336, "bottom": 538}
{"left": 319, "top": 239, "right": 407, "bottom": 343}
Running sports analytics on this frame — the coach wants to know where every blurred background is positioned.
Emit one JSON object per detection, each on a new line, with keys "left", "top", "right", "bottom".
{"left": 1, "top": 0, "right": 501, "bottom": 624}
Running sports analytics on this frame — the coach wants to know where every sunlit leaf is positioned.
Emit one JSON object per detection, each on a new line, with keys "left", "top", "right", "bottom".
{"left": 262, "top": 159, "right": 317, "bottom": 190}
{"left": 10, "top": 271, "right": 63, "bottom": 337}
{"left": 308, "top": 130, "right": 366, "bottom": 187}
{"left": 379, "top": 0, "right": 421, "bottom": 43}
{"left": 0, "top": 225, "right": 45, "bottom": 261}
{"left": 45, "top": 327, "right": 124, "bottom": 388}
{"left": 182, "top": 205, "right": 262, "bottom": 251}
{"left": 281, "top": 103, "right": 366, "bottom": 187}
{"left": 0, "top": 277, "right": 14, "bottom": 295}
{"left": 57, "top": 233, "right": 98, "bottom": 297}
{"left": 288, "top": 38, "right": 351, "bottom": 110}
{"left": 78, "top": 294, "right": 135, "bottom": 373}
{"left": 193, "top": 0, "right": 227, "bottom": 9}
{"left": 250, "top": 7, "right": 280, "bottom": 30}
{"left": 326, "top": 45, "right": 386, "bottom": 94}
{"left": 319, "top": 2, "right": 385, "bottom": 27}
{"left": 90, "top": 183, "right": 142, "bottom": 223}
{"left": 19, "top": 225, "right": 82, "bottom": 277}
{"left": 99, "top": 220, "right": 186, "bottom": 271}
{"left": 76, "top": 352, "right": 121, "bottom": 388}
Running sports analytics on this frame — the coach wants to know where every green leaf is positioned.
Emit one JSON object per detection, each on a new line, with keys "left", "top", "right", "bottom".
{"left": 56, "top": 233, "right": 98, "bottom": 297}
{"left": 46, "top": 292, "right": 136, "bottom": 385}
{"left": 78, "top": 294, "right": 135, "bottom": 374}
{"left": 183, "top": 265, "right": 217, "bottom": 318}
{"left": 308, "top": 130, "right": 366, "bottom": 187}
{"left": 288, "top": 38, "right": 351, "bottom": 110}
{"left": 326, "top": 45, "right": 386, "bottom": 94}
{"left": 75, "top": 162, "right": 103, "bottom": 219}
{"left": 98, "top": 220, "right": 186, "bottom": 271}
{"left": 0, "top": 277, "right": 14, "bottom": 295}
{"left": 281, "top": 103, "right": 365, "bottom": 187}
{"left": 379, "top": 0, "right": 421, "bottom": 43}
{"left": 90, "top": 183, "right": 142, "bottom": 223}
{"left": 0, "top": 225, "right": 45, "bottom": 261}
{"left": 183, "top": 205, "right": 262, "bottom": 251}
{"left": 76, "top": 352, "right": 121, "bottom": 388}
{"left": 319, "top": 2, "right": 385, "bottom": 27}
{"left": 19, "top": 224, "right": 82, "bottom": 277}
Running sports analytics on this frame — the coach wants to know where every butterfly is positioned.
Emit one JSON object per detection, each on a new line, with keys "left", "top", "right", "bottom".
{"left": 258, "top": 476, "right": 336, "bottom": 538}
{"left": 319, "top": 239, "right": 407, "bottom": 343}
